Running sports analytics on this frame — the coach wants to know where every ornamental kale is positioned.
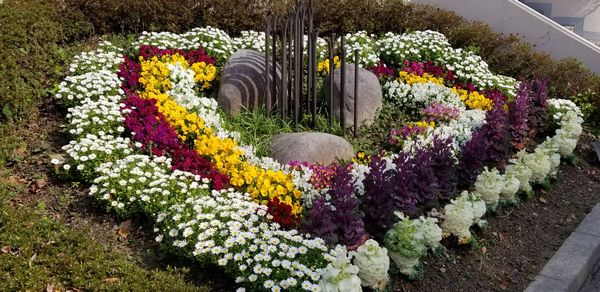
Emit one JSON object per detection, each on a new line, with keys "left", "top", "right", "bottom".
{"left": 361, "top": 155, "right": 398, "bottom": 238}
{"left": 528, "top": 78, "right": 549, "bottom": 130}
{"left": 302, "top": 166, "right": 366, "bottom": 247}
{"left": 509, "top": 81, "right": 531, "bottom": 146}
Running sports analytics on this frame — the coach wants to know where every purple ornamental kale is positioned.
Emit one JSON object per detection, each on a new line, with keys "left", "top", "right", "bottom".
{"left": 360, "top": 154, "right": 399, "bottom": 239}
{"left": 509, "top": 81, "right": 531, "bottom": 146}
{"left": 302, "top": 166, "right": 366, "bottom": 247}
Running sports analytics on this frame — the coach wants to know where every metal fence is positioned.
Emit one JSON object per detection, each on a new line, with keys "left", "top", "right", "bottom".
{"left": 263, "top": 0, "right": 361, "bottom": 136}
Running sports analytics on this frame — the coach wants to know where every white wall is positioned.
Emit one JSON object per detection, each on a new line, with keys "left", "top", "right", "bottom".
{"left": 412, "top": 0, "right": 600, "bottom": 74}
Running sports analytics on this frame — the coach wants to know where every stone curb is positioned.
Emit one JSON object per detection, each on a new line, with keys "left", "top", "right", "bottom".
{"left": 525, "top": 203, "right": 600, "bottom": 292}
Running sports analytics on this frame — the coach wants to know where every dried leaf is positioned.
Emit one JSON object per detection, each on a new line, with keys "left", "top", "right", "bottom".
{"left": 498, "top": 233, "right": 507, "bottom": 241}
{"left": 499, "top": 282, "right": 508, "bottom": 290}
{"left": 1, "top": 246, "right": 11, "bottom": 254}
{"left": 46, "top": 283, "right": 54, "bottom": 292}
{"left": 439, "top": 267, "right": 447, "bottom": 273}
{"left": 538, "top": 197, "right": 547, "bottom": 204}
{"left": 480, "top": 246, "right": 488, "bottom": 254}
{"left": 29, "top": 253, "right": 37, "bottom": 267}
{"left": 31, "top": 176, "right": 48, "bottom": 193}
{"left": 103, "top": 277, "right": 120, "bottom": 284}
{"left": 117, "top": 220, "right": 131, "bottom": 239}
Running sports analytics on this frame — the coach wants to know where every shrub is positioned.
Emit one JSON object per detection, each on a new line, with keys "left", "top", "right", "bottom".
{"left": 0, "top": 0, "right": 66, "bottom": 121}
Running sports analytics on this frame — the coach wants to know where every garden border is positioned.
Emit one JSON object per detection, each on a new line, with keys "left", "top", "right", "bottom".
{"left": 526, "top": 203, "right": 600, "bottom": 292}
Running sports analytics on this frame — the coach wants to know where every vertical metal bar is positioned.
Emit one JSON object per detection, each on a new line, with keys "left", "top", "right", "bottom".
{"left": 310, "top": 32, "right": 317, "bottom": 128}
{"left": 288, "top": 17, "right": 293, "bottom": 119}
{"left": 328, "top": 33, "right": 335, "bottom": 129}
{"left": 293, "top": 8, "right": 301, "bottom": 130}
{"left": 340, "top": 34, "right": 346, "bottom": 130}
{"left": 265, "top": 18, "right": 271, "bottom": 115}
{"left": 271, "top": 18, "right": 277, "bottom": 114}
{"left": 354, "top": 49, "right": 359, "bottom": 138}
{"left": 281, "top": 26, "right": 287, "bottom": 119}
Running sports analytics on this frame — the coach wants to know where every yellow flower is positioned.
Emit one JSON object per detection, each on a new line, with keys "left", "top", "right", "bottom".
{"left": 137, "top": 52, "right": 303, "bottom": 216}
{"left": 398, "top": 71, "right": 444, "bottom": 85}
{"left": 452, "top": 87, "right": 494, "bottom": 111}
{"left": 317, "top": 56, "right": 341, "bottom": 75}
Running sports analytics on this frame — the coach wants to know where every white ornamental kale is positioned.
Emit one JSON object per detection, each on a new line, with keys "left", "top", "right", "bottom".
{"left": 442, "top": 191, "right": 486, "bottom": 244}
{"left": 384, "top": 212, "right": 442, "bottom": 278}
{"left": 474, "top": 167, "right": 504, "bottom": 207}
{"left": 319, "top": 245, "right": 362, "bottom": 292}
{"left": 352, "top": 239, "right": 389, "bottom": 290}
{"left": 537, "top": 137, "right": 562, "bottom": 178}
{"left": 520, "top": 150, "right": 551, "bottom": 184}
{"left": 504, "top": 159, "right": 533, "bottom": 193}
{"left": 500, "top": 171, "right": 521, "bottom": 202}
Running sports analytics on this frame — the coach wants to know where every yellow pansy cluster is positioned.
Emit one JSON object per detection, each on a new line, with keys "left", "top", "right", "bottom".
{"left": 398, "top": 71, "right": 444, "bottom": 86}
{"left": 317, "top": 56, "right": 341, "bottom": 75}
{"left": 452, "top": 88, "right": 494, "bottom": 111}
{"left": 409, "top": 120, "right": 436, "bottom": 129}
{"left": 137, "top": 54, "right": 303, "bottom": 215}
{"left": 139, "top": 54, "right": 217, "bottom": 94}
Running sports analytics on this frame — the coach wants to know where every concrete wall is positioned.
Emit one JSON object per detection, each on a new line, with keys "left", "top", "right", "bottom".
{"left": 522, "top": 0, "right": 600, "bottom": 45}
{"left": 412, "top": 0, "right": 600, "bottom": 74}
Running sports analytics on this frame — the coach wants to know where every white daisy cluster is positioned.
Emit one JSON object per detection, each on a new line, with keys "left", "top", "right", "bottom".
{"left": 67, "top": 41, "right": 124, "bottom": 75}
{"left": 384, "top": 212, "right": 443, "bottom": 278}
{"left": 233, "top": 30, "right": 268, "bottom": 52}
{"left": 377, "top": 30, "right": 517, "bottom": 96}
{"left": 351, "top": 239, "right": 389, "bottom": 290}
{"left": 61, "top": 133, "right": 133, "bottom": 181}
{"left": 66, "top": 96, "right": 127, "bottom": 137}
{"left": 90, "top": 154, "right": 334, "bottom": 291}
{"left": 55, "top": 69, "right": 124, "bottom": 107}
{"left": 134, "top": 26, "right": 237, "bottom": 66}
{"left": 377, "top": 30, "right": 450, "bottom": 65}
{"left": 91, "top": 155, "right": 211, "bottom": 216}
{"left": 340, "top": 31, "right": 380, "bottom": 67}
{"left": 383, "top": 80, "right": 464, "bottom": 114}
{"left": 166, "top": 62, "right": 222, "bottom": 129}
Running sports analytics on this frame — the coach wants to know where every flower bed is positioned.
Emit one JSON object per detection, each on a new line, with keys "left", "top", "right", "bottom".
{"left": 53, "top": 27, "right": 584, "bottom": 291}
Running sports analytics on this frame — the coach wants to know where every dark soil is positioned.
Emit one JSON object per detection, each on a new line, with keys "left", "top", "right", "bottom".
{"left": 7, "top": 99, "right": 600, "bottom": 292}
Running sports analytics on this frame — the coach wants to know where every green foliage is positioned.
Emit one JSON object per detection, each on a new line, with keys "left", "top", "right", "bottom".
{"left": 0, "top": 0, "right": 68, "bottom": 122}
{"left": 349, "top": 103, "right": 410, "bottom": 154}
{"left": 223, "top": 107, "right": 295, "bottom": 157}
{"left": 0, "top": 191, "right": 208, "bottom": 291}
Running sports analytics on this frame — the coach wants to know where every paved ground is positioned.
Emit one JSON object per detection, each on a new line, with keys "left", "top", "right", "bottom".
{"left": 580, "top": 259, "right": 600, "bottom": 292}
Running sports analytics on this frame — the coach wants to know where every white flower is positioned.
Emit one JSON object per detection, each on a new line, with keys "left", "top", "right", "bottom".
{"left": 352, "top": 239, "right": 389, "bottom": 289}
{"left": 474, "top": 167, "right": 504, "bottom": 206}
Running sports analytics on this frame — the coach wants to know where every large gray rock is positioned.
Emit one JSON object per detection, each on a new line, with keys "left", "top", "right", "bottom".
{"left": 270, "top": 132, "right": 354, "bottom": 165}
{"left": 324, "top": 64, "right": 383, "bottom": 127}
{"left": 218, "top": 49, "right": 281, "bottom": 115}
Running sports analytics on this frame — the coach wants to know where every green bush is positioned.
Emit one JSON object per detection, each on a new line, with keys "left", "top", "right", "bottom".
{"left": 0, "top": 0, "right": 67, "bottom": 122}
